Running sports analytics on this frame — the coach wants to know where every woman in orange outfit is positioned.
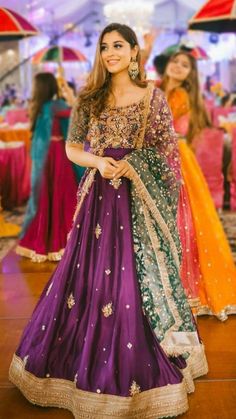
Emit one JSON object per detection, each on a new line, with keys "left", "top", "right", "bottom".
{"left": 159, "top": 51, "right": 236, "bottom": 320}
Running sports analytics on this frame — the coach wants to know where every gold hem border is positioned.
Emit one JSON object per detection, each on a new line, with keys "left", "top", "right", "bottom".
{"left": 188, "top": 297, "right": 201, "bottom": 308}
{"left": 197, "top": 304, "right": 236, "bottom": 321}
{"left": 189, "top": 13, "right": 235, "bottom": 25}
{"left": 9, "top": 354, "right": 189, "bottom": 418}
{"left": 185, "top": 345, "right": 208, "bottom": 380}
{"left": 16, "top": 245, "right": 64, "bottom": 263}
{"left": 0, "top": 30, "right": 38, "bottom": 36}
{"left": 162, "top": 343, "right": 208, "bottom": 380}
{"left": 168, "top": 345, "right": 208, "bottom": 395}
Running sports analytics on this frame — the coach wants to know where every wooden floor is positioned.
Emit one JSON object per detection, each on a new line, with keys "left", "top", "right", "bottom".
{"left": 0, "top": 250, "right": 236, "bottom": 419}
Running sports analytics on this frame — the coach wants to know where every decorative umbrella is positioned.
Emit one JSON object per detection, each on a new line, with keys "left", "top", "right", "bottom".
{"left": 162, "top": 44, "right": 209, "bottom": 60}
{"left": 32, "top": 46, "right": 87, "bottom": 64}
{"left": 188, "top": 0, "right": 236, "bottom": 33}
{"left": 0, "top": 7, "right": 39, "bottom": 41}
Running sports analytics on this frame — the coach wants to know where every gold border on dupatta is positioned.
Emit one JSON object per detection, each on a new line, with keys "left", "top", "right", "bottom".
{"left": 127, "top": 165, "right": 180, "bottom": 268}
{"left": 179, "top": 344, "right": 208, "bottom": 393}
{"left": 188, "top": 297, "right": 201, "bottom": 308}
{"left": 141, "top": 204, "right": 183, "bottom": 331}
{"left": 73, "top": 168, "right": 97, "bottom": 222}
{"left": 9, "top": 354, "right": 189, "bottom": 419}
{"left": 135, "top": 82, "right": 155, "bottom": 149}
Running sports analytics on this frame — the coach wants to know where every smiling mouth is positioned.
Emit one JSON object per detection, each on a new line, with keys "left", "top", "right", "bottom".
{"left": 172, "top": 69, "right": 182, "bottom": 74}
{"left": 107, "top": 60, "right": 120, "bottom": 65}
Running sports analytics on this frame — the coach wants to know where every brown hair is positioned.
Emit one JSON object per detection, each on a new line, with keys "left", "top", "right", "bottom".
{"left": 30, "top": 72, "right": 59, "bottom": 131}
{"left": 78, "top": 23, "right": 147, "bottom": 116}
{"left": 161, "top": 51, "right": 211, "bottom": 143}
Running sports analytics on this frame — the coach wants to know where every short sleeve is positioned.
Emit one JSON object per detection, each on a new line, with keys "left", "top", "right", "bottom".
{"left": 67, "top": 99, "right": 90, "bottom": 144}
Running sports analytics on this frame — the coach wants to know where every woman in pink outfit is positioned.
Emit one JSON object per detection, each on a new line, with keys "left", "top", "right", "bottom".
{"left": 16, "top": 73, "right": 79, "bottom": 262}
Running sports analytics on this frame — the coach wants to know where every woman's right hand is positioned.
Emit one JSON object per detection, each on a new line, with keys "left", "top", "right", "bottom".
{"left": 61, "top": 81, "right": 76, "bottom": 106}
{"left": 96, "top": 157, "right": 119, "bottom": 179}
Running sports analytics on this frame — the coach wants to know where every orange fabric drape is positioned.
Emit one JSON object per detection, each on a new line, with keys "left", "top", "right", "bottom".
{"left": 168, "top": 87, "right": 236, "bottom": 319}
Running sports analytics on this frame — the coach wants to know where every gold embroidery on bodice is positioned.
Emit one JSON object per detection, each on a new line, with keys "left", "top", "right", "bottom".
{"left": 88, "top": 99, "right": 146, "bottom": 149}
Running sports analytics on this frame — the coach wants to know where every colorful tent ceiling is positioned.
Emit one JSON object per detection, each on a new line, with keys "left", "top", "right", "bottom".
{"left": 189, "top": 0, "right": 236, "bottom": 32}
{"left": 0, "top": 7, "right": 39, "bottom": 41}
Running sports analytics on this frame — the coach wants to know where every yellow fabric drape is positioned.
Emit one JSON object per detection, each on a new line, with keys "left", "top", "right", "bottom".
{"left": 179, "top": 140, "right": 236, "bottom": 319}
{"left": 167, "top": 86, "right": 236, "bottom": 319}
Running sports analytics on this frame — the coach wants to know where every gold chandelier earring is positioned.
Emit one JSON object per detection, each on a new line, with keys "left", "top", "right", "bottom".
{"left": 128, "top": 57, "right": 139, "bottom": 80}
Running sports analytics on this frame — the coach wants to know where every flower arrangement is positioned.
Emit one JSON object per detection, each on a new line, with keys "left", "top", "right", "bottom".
{"left": 210, "top": 82, "right": 225, "bottom": 99}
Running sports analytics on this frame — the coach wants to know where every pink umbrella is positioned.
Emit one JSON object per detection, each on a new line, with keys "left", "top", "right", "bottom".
{"left": 162, "top": 44, "right": 208, "bottom": 60}
{"left": 189, "top": 0, "right": 236, "bottom": 33}
{"left": 0, "top": 7, "right": 39, "bottom": 41}
{"left": 32, "top": 46, "right": 87, "bottom": 64}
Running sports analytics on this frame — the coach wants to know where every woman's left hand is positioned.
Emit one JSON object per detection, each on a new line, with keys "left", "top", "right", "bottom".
{"left": 112, "top": 160, "right": 133, "bottom": 180}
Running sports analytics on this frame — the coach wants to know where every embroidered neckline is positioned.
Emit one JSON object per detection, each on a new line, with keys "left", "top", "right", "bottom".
{"left": 106, "top": 86, "right": 150, "bottom": 111}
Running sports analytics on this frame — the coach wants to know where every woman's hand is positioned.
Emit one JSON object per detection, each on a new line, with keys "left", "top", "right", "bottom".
{"left": 61, "top": 81, "right": 76, "bottom": 106}
{"left": 112, "top": 160, "right": 134, "bottom": 180}
{"left": 96, "top": 157, "right": 119, "bottom": 179}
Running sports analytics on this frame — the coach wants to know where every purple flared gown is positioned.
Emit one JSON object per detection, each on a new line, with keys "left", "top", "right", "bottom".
{"left": 9, "top": 84, "right": 208, "bottom": 418}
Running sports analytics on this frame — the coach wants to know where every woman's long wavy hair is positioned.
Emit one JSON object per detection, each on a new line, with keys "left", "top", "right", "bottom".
{"left": 78, "top": 23, "right": 147, "bottom": 116}
{"left": 161, "top": 51, "right": 211, "bottom": 143}
{"left": 30, "top": 72, "right": 59, "bottom": 131}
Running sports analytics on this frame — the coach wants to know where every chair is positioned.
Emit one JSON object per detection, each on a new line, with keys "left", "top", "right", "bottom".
{"left": 230, "top": 128, "right": 236, "bottom": 210}
{"left": 0, "top": 141, "right": 30, "bottom": 209}
{"left": 212, "top": 106, "right": 236, "bottom": 127}
{"left": 5, "top": 108, "right": 29, "bottom": 126}
{"left": 194, "top": 127, "right": 224, "bottom": 209}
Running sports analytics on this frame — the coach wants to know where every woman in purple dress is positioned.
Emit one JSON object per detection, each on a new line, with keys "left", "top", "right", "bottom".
{"left": 9, "top": 24, "right": 208, "bottom": 418}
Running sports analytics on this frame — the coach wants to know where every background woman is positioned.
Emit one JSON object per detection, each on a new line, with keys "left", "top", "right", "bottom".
{"left": 9, "top": 24, "right": 207, "bottom": 418}
{"left": 16, "top": 73, "right": 79, "bottom": 262}
{"left": 160, "top": 51, "right": 236, "bottom": 320}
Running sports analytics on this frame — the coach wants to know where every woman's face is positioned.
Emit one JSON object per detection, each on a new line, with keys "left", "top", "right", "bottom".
{"left": 166, "top": 54, "right": 192, "bottom": 82}
{"left": 100, "top": 30, "right": 137, "bottom": 75}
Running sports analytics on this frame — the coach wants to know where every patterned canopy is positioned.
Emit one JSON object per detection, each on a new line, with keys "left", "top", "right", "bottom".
{"left": 162, "top": 44, "right": 208, "bottom": 60}
{"left": 0, "top": 7, "right": 39, "bottom": 41}
{"left": 189, "top": 0, "right": 236, "bottom": 32}
{"left": 32, "top": 46, "right": 87, "bottom": 64}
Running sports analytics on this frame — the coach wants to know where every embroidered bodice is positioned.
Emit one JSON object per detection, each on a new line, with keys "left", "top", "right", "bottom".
{"left": 87, "top": 99, "right": 146, "bottom": 149}
{"left": 67, "top": 84, "right": 181, "bottom": 181}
